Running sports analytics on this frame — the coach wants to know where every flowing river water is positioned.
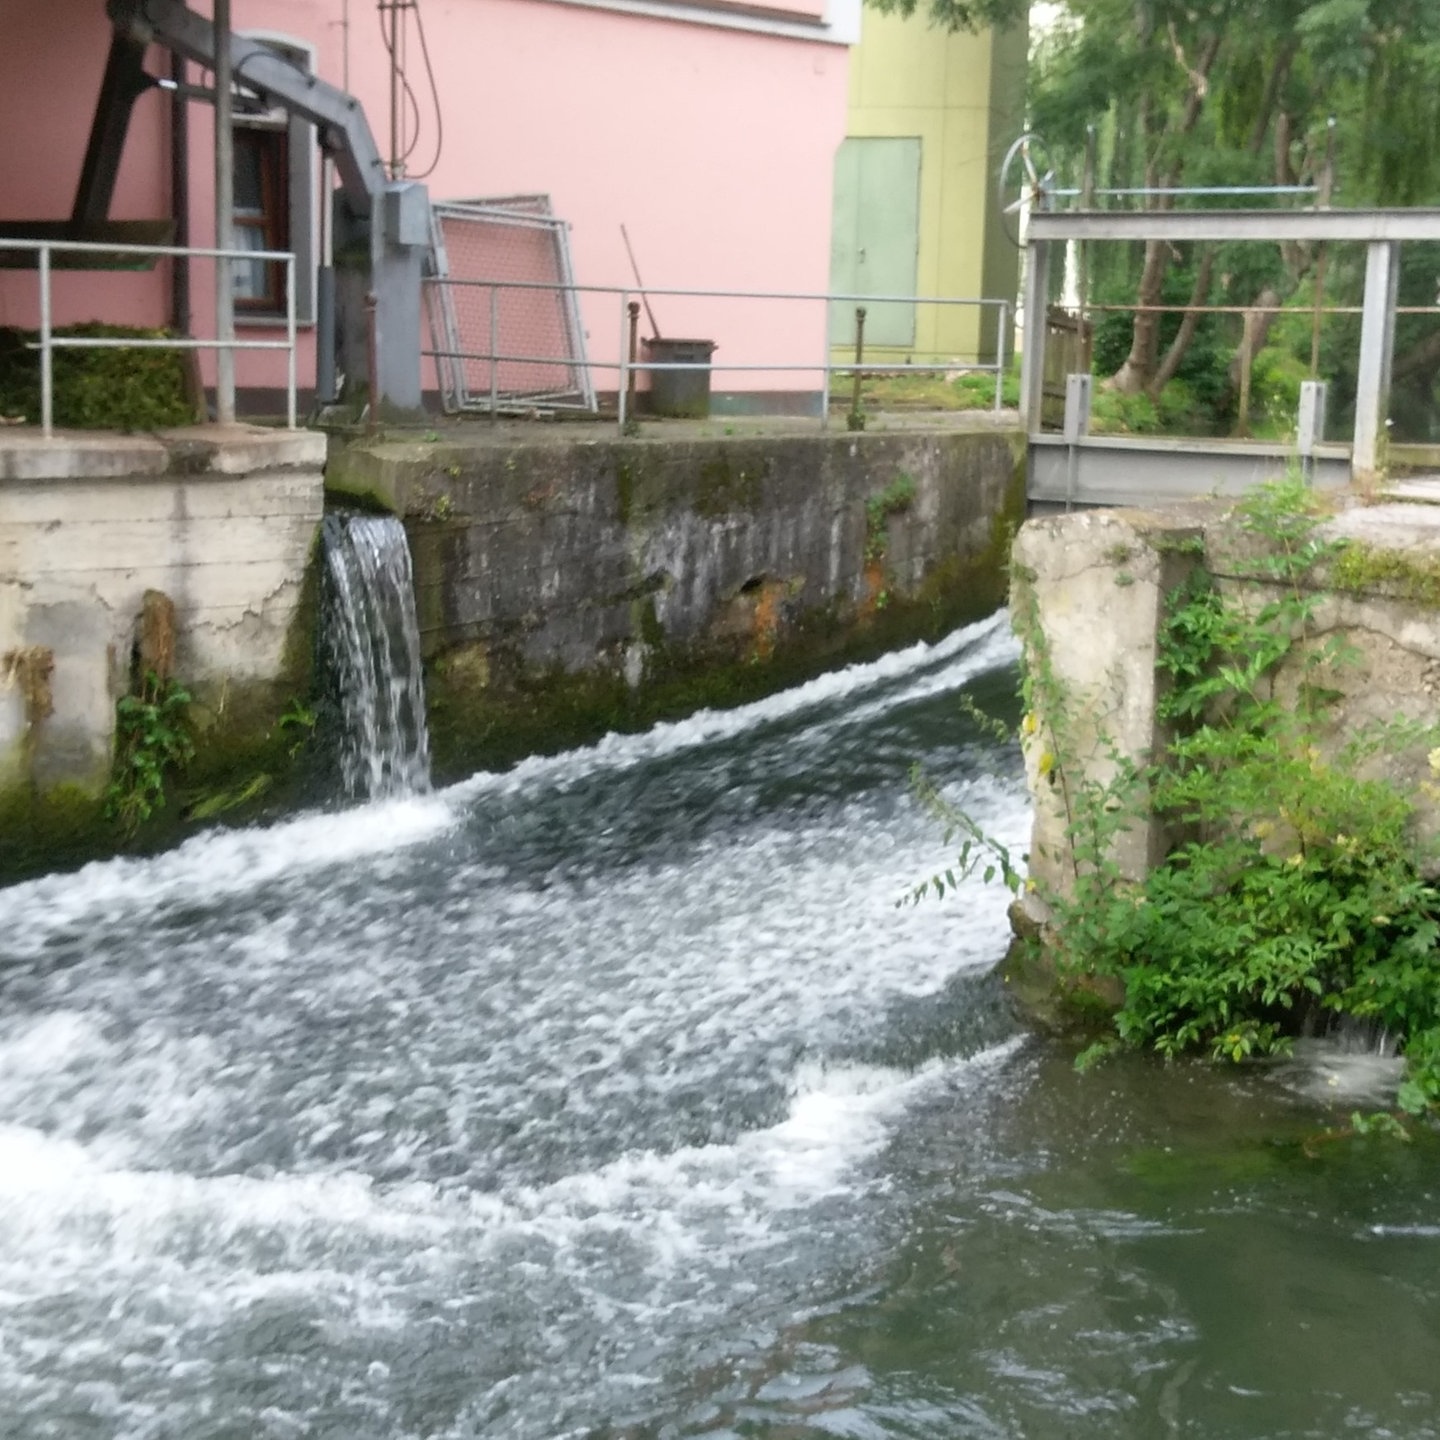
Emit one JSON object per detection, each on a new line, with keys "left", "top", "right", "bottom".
{"left": 2, "top": 613, "right": 1438, "bottom": 1439}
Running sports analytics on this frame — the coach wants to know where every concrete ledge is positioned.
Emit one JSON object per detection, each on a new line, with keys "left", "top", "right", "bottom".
{"left": 0, "top": 424, "right": 327, "bottom": 484}
{"left": 0, "top": 430, "right": 169, "bottom": 482}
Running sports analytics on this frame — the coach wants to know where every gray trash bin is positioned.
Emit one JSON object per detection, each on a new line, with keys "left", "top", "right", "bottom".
{"left": 643, "top": 337, "right": 716, "bottom": 418}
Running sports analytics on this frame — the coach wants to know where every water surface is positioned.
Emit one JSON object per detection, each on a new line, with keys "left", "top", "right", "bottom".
{"left": 2, "top": 614, "right": 1436, "bottom": 1439}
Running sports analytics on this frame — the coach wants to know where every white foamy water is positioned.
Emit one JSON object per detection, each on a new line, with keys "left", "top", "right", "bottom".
{"left": 0, "top": 615, "right": 1030, "bottom": 1440}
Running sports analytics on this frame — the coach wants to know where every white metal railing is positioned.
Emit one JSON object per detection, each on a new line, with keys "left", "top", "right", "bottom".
{"left": 420, "top": 276, "right": 1011, "bottom": 431}
{"left": 1, "top": 237, "right": 297, "bottom": 438}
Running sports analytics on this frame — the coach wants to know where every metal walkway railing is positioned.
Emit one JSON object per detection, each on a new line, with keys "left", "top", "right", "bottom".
{"left": 0, "top": 237, "right": 298, "bottom": 438}
{"left": 421, "top": 275, "right": 1011, "bottom": 432}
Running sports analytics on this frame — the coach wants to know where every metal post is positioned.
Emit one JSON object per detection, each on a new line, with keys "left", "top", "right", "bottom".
{"left": 169, "top": 51, "right": 191, "bottom": 334}
{"left": 1019, "top": 241, "right": 1051, "bottom": 433}
{"left": 365, "top": 290, "right": 380, "bottom": 435}
{"left": 626, "top": 300, "right": 640, "bottom": 420}
{"left": 39, "top": 245, "right": 53, "bottom": 439}
{"left": 214, "top": 0, "right": 235, "bottom": 424}
{"left": 488, "top": 284, "right": 499, "bottom": 419}
{"left": 847, "top": 307, "right": 866, "bottom": 431}
{"left": 285, "top": 254, "right": 297, "bottom": 429}
{"left": 1354, "top": 240, "right": 1400, "bottom": 479}
{"left": 820, "top": 296, "right": 831, "bottom": 431}
{"left": 617, "top": 289, "right": 629, "bottom": 435}
{"left": 994, "top": 301, "right": 1008, "bottom": 412}
{"left": 1237, "top": 311, "right": 1255, "bottom": 436}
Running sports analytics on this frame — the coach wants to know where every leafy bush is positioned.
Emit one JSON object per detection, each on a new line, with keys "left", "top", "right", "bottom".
{"left": 937, "top": 480, "right": 1440, "bottom": 1115}
{"left": 1059, "top": 482, "right": 1440, "bottom": 1110}
{"left": 0, "top": 324, "right": 193, "bottom": 430}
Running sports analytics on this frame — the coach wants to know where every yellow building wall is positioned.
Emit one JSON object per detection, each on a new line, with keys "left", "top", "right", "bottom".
{"left": 835, "top": 10, "right": 1026, "bottom": 365}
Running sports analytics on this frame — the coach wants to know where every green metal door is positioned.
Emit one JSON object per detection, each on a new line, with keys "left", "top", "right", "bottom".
{"left": 829, "top": 137, "right": 921, "bottom": 348}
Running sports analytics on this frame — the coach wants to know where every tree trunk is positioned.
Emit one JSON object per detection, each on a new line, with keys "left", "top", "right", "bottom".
{"left": 1149, "top": 247, "right": 1216, "bottom": 397}
{"left": 1112, "top": 239, "right": 1170, "bottom": 392}
{"left": 1225, "top": 286, "right": 1282, "bottom": 413}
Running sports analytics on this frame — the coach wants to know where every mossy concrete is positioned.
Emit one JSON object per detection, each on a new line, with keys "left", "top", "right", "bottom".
{"left": 1, "top": 427, "right": 326, "bottom": 882}
{"left": 329, "top": 426, "right": 1025, "bottom": 780}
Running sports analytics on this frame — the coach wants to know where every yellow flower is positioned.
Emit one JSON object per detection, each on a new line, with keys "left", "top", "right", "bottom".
{"left": 1037, "top": 750, "right": 1056, "bottom": 778}
{"left": 1021, "top": 711, "right": 1038, "bottom": 737}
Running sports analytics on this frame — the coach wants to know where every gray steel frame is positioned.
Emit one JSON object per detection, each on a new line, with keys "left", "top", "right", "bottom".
{"left": 425, "top": 200, "right": 596, "bottom": 414}
{"left": 1019, "top": 206, "right": 1440, "bottom": 491}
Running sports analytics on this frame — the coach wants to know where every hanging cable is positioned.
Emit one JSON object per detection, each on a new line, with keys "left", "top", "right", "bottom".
{"left": 407, "top": 0, "right": 445, "bottom": 180}
{"left": 375, "top": 0, "right": 443, "bottom": 181}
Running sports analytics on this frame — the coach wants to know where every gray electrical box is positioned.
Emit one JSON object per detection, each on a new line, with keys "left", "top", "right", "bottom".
{"left": 384, "top": 182, "right": 431, "bottom": 248}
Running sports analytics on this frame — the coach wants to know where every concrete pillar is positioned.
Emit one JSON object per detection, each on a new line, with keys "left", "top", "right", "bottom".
{"left": 1011, "top": 508, "right": 1204, "bottom": 897}
{"left": 1353, "top": 240, "right": 1400, "bottom": 481}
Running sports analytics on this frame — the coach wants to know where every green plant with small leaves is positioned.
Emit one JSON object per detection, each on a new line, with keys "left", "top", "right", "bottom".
{"left": 277, "top": 697, "right": 318, "bottom": 759}
{"left": 931, "top": 477, "right": 1440, "bottom": 1117}
{"left": 105, "top": 671, "right": 195, "bottom": 834}
{"left": 864, "top": 474, "right": 917, "bottom": 563}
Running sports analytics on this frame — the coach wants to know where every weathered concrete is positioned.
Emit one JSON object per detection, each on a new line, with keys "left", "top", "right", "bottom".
{"left": 328, "top": 423, "right": 1025, "bottom": 776}
{"left": 1011, "top": 505, "right": 1207, "bottom": 897}
{"left": 1013, "top": 483, "right": 1440, "bottom": 904}
{"left": 1, "top": 425, "right": 325, "bottom": 875}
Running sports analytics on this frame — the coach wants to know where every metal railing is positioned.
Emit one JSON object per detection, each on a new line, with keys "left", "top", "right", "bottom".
{"left": 1, "top": 237, "right": 298, "bottom": 438}
{"left": 420, "top": 276, "right": 1011, "bottom": 432}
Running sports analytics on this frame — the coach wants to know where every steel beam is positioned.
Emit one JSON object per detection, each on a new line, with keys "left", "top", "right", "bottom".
{"left": 108, "top": 0, "right": 386, "bottom": 211}
{"left": 1028, "top": 208, "right": 1440, "bottom": 244}
{"left": 71, "top": 32, "right": 154, "bottom": 230}
{"left": 1353, "top": 240, "right": 1401, "bottom": 479}
{"left": 1019, "top": 239, "right": 1051, "bottom": 435}
{"left": 214, "top": 0, "right": 234, "bottom": 424}
{"left": 1027, "top": 435, "right": 1353, "bottom": 508}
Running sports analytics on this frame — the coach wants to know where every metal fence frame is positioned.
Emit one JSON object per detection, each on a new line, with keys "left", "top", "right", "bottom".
{"left": 420, "top": 276, "right": 1010, "bottom": 432}
{"left": 426, "top": 199, "right": 595, "bottom": 414}
{"left": 0, "top": 237, "right": 298, "bottom": 438}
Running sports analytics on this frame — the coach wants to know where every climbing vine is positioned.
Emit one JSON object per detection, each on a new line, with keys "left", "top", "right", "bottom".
{"left": 934, "top": 478, "right": 1440, "bottom": 1115}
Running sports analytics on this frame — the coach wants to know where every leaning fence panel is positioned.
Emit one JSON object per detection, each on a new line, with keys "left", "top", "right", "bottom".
{"left": 426, "top": 198, "right": 595, "bottom": 414}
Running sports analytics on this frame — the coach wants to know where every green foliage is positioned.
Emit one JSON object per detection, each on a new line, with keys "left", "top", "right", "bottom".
{"left": 277, "top": 696, "right": 319, "bottom": 758}
{"left": 105, "top": 671, "right": 196, "bottom": 834}
{"left": 864, "top": 474, "right": 918, "bottom": 562}
{"left": 874, "top": 0, "right": 1440, "bottom": 428}
{"left": 908, "top": 764, "right": 1023, "bottom": 904}
{"left": 0, "top": 324, "right": 193, "bottom": 431}
{"left": 938, "top": 480, "right": 1440, "bottom": 1115}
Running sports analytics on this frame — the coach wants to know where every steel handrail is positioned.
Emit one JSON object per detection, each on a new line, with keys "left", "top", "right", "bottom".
{"left": 1, "top": 236, "right": 298, "bottom": 437}
{"left": 419, "top": 275, "right": 1011, "bottom": 429}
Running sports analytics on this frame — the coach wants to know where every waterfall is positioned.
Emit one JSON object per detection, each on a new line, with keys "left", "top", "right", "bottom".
{"left": 320, "top": 512, "right": 432, "bottom": 800}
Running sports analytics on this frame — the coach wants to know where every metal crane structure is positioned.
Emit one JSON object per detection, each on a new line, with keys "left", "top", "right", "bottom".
{"left": 55, "top": 0, "right": 430, "bottom": 416}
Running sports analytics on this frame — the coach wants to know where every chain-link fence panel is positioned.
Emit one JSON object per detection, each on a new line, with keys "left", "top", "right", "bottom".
{"left": 426, "top": 197, "right": 595, "bottom": 413}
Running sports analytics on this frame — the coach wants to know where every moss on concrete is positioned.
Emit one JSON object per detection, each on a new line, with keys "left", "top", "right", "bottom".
{"left": 425, "top": 459, "right": 1022, "bottom": 781}
{"left": 1331, "top": 540, "right": 1440, "bottom": 609}
{"left": 0, "top": 541, "right": 325, "bottom": 885}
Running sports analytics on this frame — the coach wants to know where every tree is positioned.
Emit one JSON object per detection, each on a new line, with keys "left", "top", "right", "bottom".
{"left": 870, "top": 0, "right": 1440, "bottom": 414}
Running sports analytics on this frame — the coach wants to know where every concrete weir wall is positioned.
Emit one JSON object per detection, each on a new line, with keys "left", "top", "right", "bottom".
{"left": 1012, "top": 488, "right": 1440, "bottom": 898}
{"left": 1, "top": 427, "right": 325, "bottom": 872}
{"left": 328, "top": 424, "right": 1024, "bottom": 777}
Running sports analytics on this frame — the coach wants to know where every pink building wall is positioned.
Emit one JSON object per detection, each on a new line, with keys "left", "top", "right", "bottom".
{"left": 0, "top": 0, "right": 852, "bottom": 402}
